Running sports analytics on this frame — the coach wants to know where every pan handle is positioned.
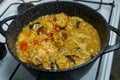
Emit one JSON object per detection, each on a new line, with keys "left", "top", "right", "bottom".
{"left": 0, "top": 15, "right": 17, "bottom": 59}
{"left": 102, "top": 25, "right": 120, "bottom": 54}
{"left": 0, "top": 15, "right": 17, "bottom": 37}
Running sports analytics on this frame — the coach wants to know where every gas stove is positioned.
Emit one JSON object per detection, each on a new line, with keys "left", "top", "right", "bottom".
{"left": 0, "top": 0, "right": 120, "bottom": 80}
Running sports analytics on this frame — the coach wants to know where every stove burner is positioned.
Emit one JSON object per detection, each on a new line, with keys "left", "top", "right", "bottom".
{"left": 0, "top": 43, "right": 6, "bottom": 60}
{"left": 0, "top": 0, "right": 3, "bottom": 4}
{"left": 0, "top": 0, "right": 116, "bottom": 80}
{"left": 17, "top": 3, "right": 34, "bottom": 14}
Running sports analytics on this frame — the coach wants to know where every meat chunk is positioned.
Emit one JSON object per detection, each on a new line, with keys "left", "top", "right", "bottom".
{"left": 55, "top": 13, "right": 69, "bottom": 28}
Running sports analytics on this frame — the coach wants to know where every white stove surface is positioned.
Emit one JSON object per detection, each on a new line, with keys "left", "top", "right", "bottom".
{"left": 0, "top": 0, "right": 120, "bottom": 80}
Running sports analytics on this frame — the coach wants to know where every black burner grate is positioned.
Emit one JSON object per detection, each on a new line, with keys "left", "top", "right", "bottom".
{"left": 0, "top": 0, "right": 115, "bottom": 80}
{"left": 0, "top": 0, "right": 3, "bottom": 4}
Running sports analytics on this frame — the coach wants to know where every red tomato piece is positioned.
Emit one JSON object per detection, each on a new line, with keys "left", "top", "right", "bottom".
{"left": 33, "top": 39, "right": 38, "bottom": 45}
{"left": 45, "top": 38, "right": 49, "bottom": 42}
{"left": 55, "top": 26, "right": 60, "bottom": 31}
{"left": 20, "top": 42, "right": 28, "bottom": 51}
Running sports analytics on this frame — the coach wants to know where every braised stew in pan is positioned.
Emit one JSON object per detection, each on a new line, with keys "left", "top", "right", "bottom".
{"left": 16, "top": 13, "right": 101, "bottom": 70}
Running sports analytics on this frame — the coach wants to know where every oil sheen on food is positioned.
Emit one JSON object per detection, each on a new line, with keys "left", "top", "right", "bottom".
{"left": 16, "top": 13, "right": 101, "bottom": 70}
